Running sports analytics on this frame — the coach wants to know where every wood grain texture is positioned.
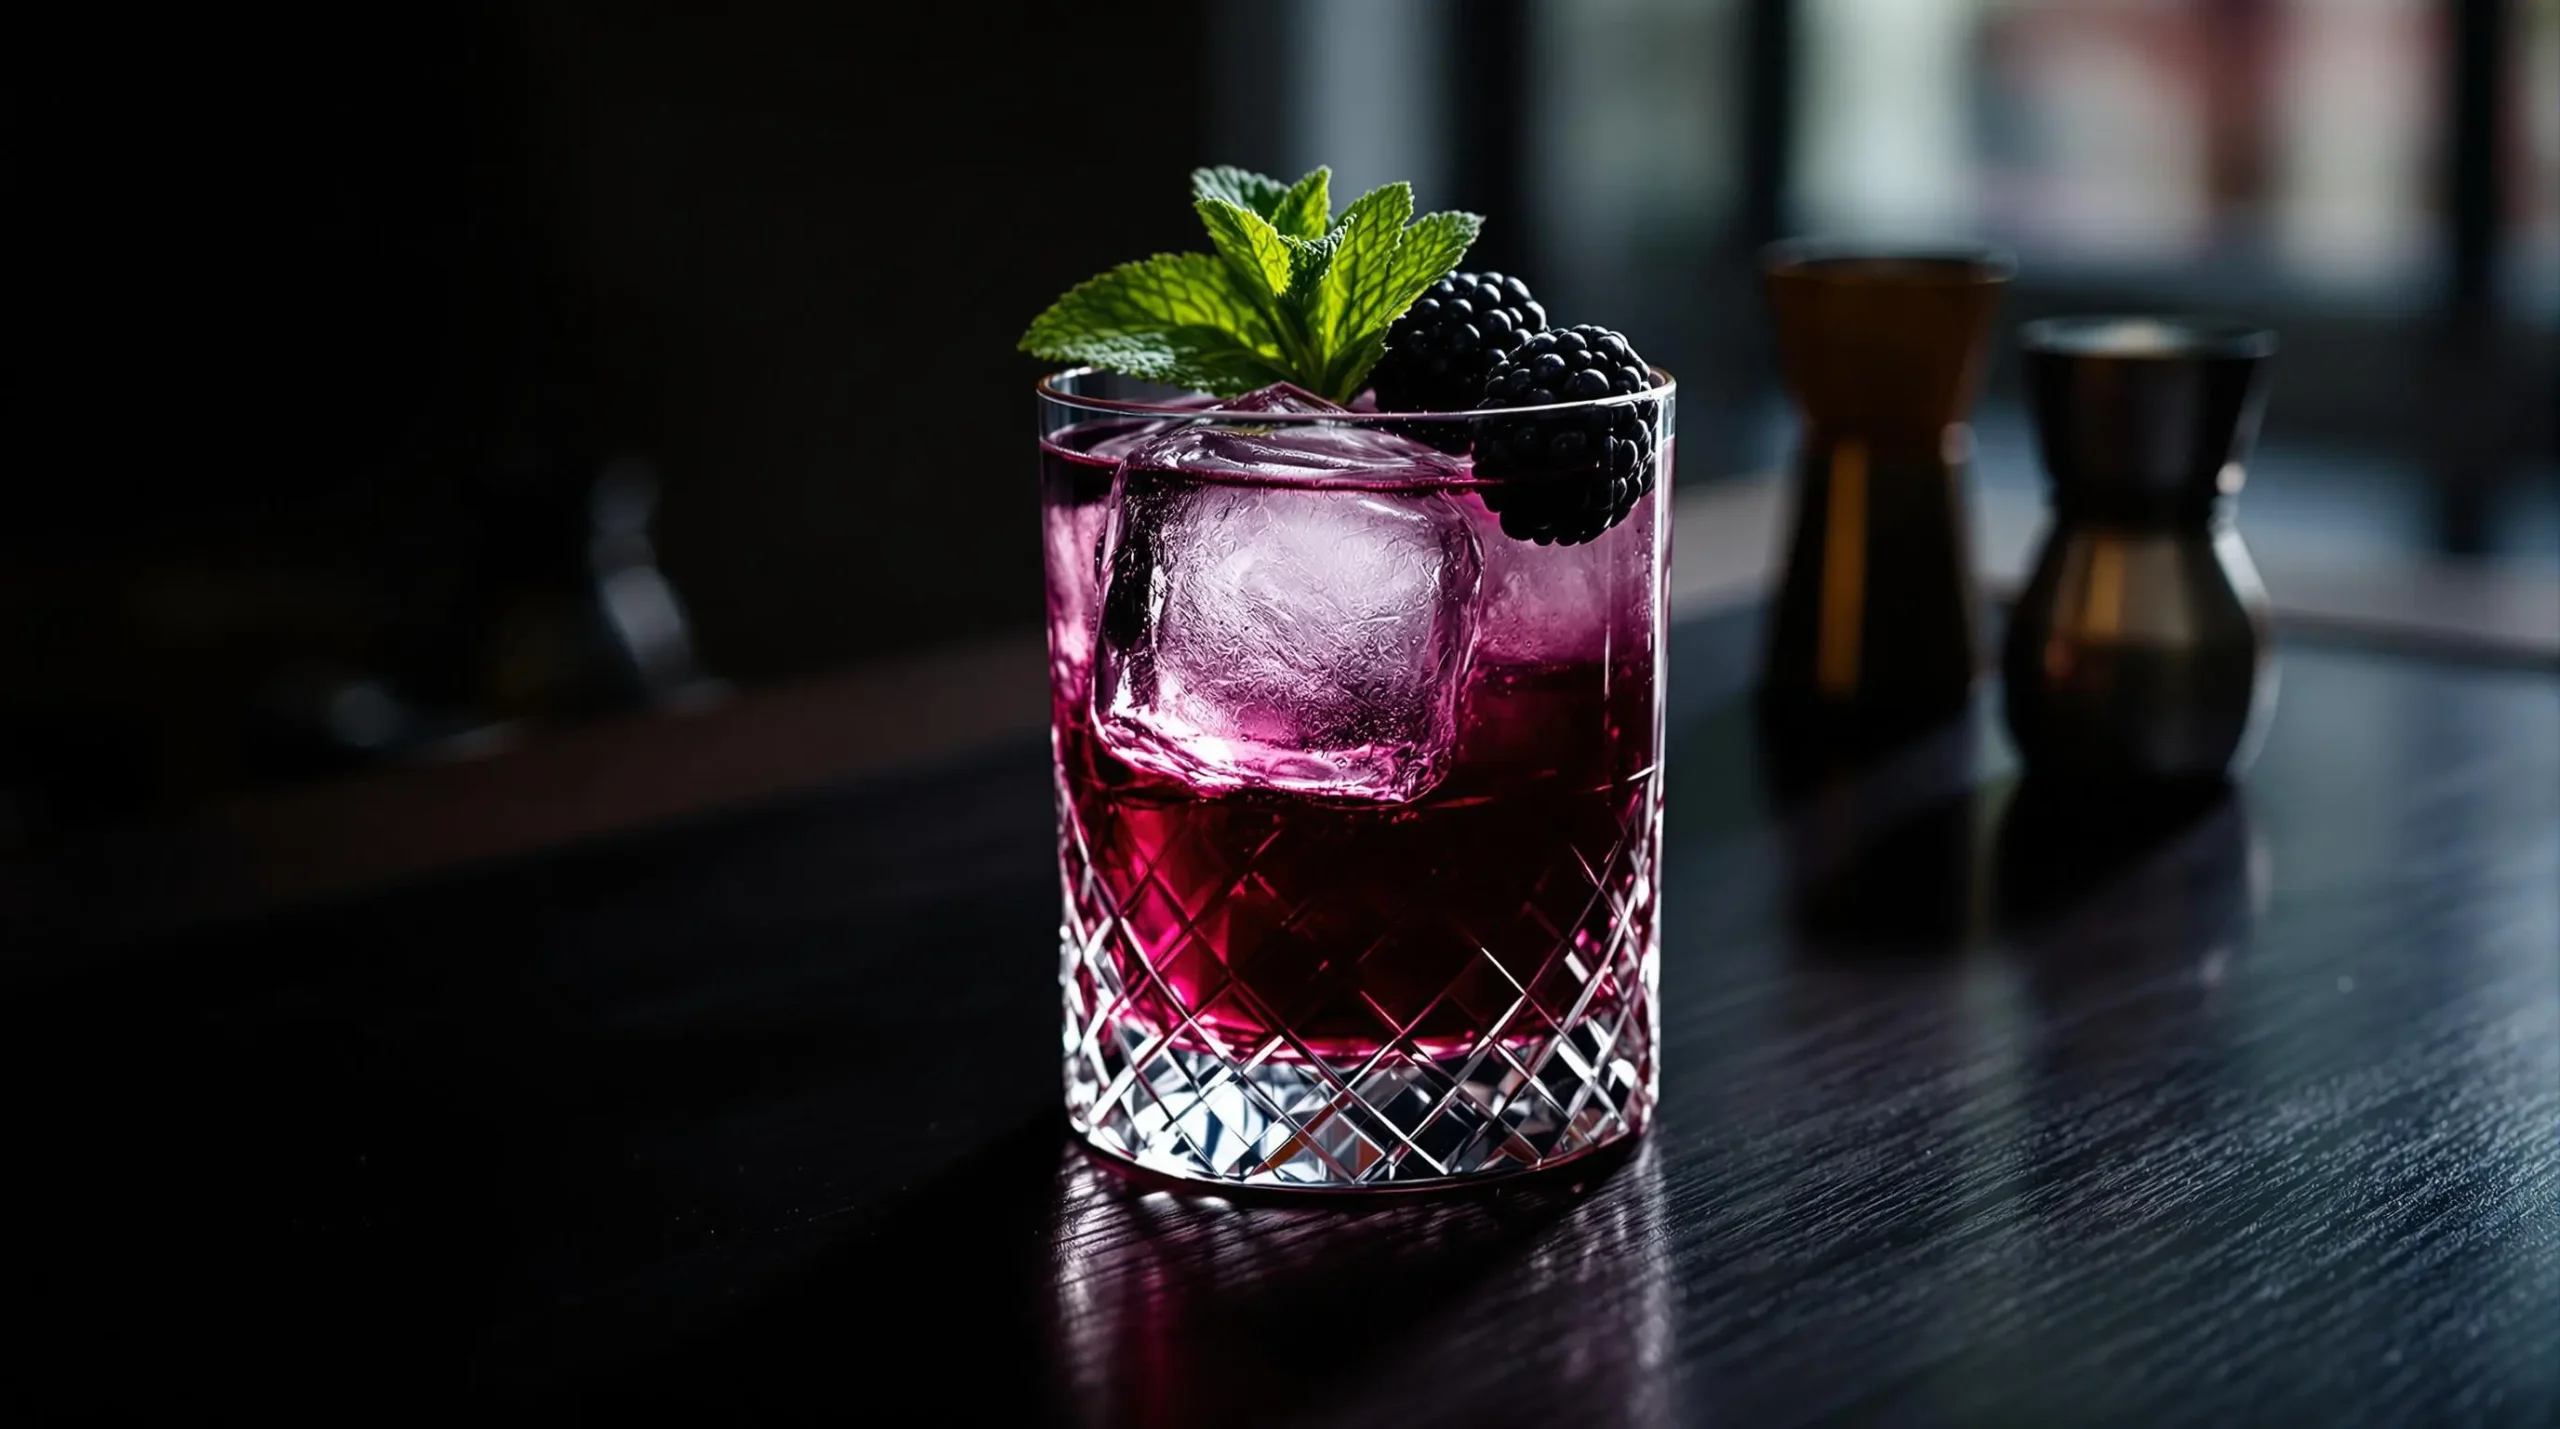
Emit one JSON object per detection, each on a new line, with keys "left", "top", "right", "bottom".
{"left": 3, "top": 609, "right": 2551, "bottom": 1425}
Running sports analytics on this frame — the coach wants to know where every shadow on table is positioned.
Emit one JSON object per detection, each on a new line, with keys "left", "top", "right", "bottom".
{"left": 1992, "top": 777, "right": 2265, "bottom": 1211}
{"left": 1756, "top": 709, "right": 1989, "bottom": 961}
{"left": 1727, "top": 716, "right": 2279, "bottom": 1416}
{"left": 1868, "top": 780, "right": 2275, "bottom": 1414}
{"left": 477, "top": 1111, "right": 1071, "bottom": 1416}
{"left": 512, "top": 1118, "right": 1681, "bottom": 1428}
{"left": 1752, "top": 700, "right": 2265, "bottom": 973}
{"left": 1993, "top": 778, "right": 2263, "bottom": 945}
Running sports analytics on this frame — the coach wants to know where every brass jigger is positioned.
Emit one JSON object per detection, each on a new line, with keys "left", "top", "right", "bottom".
{"left": 1757, "top": 243, "right": 2013, "bottom": 735}
{"left": 2002, "top": 316, "right": 2280, "bottom": 788}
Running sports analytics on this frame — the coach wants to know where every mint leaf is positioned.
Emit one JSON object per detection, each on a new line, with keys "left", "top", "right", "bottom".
{"left": 1019, "top": 252, "right": 1292, "bottom": 396}
{"left": 1026, "top": 167, "right": 1478, "bottom": 403}
{"left": 1196, "top": 197, "right": 1327, "bottom": 381}
{"left": 1367, "top": 209, "right": 1481, "bottom": 332}
{"left": 1190, "top": 166, "right": 1287, "bottom": 217}
{"left": 1306, "top": 181, "right": 1414, "bottom": 351}
{"left": 1270, "top": 169, "right": 1331, "bottom": 240}
{"left": 1319, "top": 330, "right": 1394, "bottom": 411}
{"left": 1192, "top": 166, "right": 1331, "bottom": 241}
{"left": 1279, "top": 231, "right": 1341, "bottom": 309}
{"left": 1332, "top": 195, "right": 1485, "bottom": 351}
{"left": 1305, "top": 186, "right": 1481, "bottom": 398}
{"left": 1194, "top": 198, "right": 1294, "bottom": 301}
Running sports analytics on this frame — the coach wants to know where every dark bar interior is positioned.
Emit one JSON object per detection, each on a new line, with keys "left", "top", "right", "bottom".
{"left": 5, "top": 2, "right": 2553, "bottom": 1421}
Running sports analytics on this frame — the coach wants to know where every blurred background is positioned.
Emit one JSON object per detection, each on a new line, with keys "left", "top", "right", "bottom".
{"left": 4, "top": 0, "right": 2553, "bottom": 854}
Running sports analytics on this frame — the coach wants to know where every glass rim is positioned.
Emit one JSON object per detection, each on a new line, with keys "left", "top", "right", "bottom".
{"left": 1035, "top": 365, "right": 1676, "bottom": 424}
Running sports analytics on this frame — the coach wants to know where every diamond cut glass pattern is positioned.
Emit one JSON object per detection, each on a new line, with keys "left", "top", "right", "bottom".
{"left": 1039, "top": 370, "right": 1670, "bottom": 1189}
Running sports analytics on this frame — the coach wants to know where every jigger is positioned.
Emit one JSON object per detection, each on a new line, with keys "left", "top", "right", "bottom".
{"left": 2002, "top": 316, "right": 2280, "bottom": 787}
{"left": 1757, "top": 243, "right": 2013, "bottom": 733}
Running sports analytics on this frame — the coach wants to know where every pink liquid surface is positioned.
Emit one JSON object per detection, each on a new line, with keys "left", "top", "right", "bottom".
{"left": 1043, "top": 424, "right": 1663, "bottom": 1066}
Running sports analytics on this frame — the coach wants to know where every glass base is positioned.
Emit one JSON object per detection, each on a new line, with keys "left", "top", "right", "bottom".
{"left": 1064, "top": 984, "right": 1656, "bottom": 1192}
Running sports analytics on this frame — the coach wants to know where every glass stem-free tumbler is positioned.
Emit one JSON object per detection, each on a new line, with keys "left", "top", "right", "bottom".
{"left": 1038, "top": 369, "right": 1674, "bottom": 1191}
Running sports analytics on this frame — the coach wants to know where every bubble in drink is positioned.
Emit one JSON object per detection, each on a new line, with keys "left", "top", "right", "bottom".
{"left": 1093, "top": 385, "right": 1482, "bottom": 803}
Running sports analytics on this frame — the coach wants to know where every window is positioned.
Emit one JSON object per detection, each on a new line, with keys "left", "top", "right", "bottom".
{"left": 1230, "top": 0, "right": 2556, "bottom": 561}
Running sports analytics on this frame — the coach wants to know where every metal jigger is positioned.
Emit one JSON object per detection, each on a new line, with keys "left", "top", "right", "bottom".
{"left": 1757, "top": 243, "right": 2014, "bottom": 738}
{"left": 2002, "top": 317, "right": 2280, "bottom": 789}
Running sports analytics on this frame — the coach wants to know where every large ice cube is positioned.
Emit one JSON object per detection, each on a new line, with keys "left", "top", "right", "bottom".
{"left": 1094, "top": 387, "right": 1482, "bottom": 802}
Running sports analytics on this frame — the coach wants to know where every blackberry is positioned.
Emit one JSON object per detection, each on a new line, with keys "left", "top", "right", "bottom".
{"left": 1472, "top": 325, "right": 1659, "bottom": 545}
{"left": 1369, "top": 271, "right": 1548, "bottom": 432}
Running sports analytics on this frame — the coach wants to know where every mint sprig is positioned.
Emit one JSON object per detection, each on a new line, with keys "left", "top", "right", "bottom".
{"left": 1021, "top": 166, "right": 1482, "bottom": 404}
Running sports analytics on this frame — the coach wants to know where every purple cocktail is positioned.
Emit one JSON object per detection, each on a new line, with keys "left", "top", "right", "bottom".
{"left": 1039, "top": 374, "right": 1671, "bottom": 1189}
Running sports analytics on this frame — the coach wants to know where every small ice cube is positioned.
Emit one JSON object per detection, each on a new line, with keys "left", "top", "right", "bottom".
{"left": 1463, "top": 493, "right": 1652, "bottom": 662}
{"left": 1094, "top": 389, "right": 1482, "bottom": 802}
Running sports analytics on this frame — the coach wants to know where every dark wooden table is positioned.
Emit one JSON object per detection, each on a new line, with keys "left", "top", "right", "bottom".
{"left": 7, "top": 607, "right": 2554, "bottom": 1424}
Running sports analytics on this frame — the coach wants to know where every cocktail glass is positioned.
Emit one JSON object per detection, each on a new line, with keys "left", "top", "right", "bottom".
{"left": 1039, "top": 369, "right": 1673, "bottom": 1190}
